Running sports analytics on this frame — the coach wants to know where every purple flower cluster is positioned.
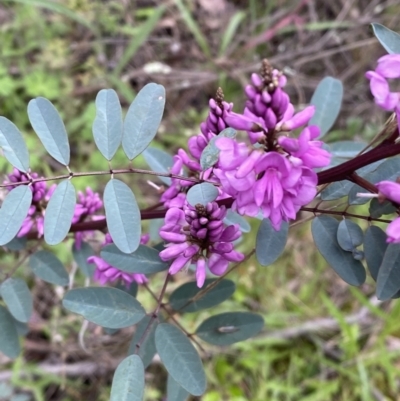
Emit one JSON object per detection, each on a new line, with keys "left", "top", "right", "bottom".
{"left": 88, "top": 233, "right": 150, "bottom": 287}
{"left": 213, "top": 60, "right": 330, "bottom": 230}
{"left": 161, "top": 88, "right": 233, "bottom": 208}
{"left": 4, "top": 168, "right": 55, "bottom": 237}
{"left": 376, "top": 181, "right": 400, "bottom": 243}
{"left": 366, "top": 54, "right": 400, "bottom": 127}
{"left": 72, "top": 188, "right": 104, "bottom": 249}
{"left": 159, "top": 200, "right": 244, "bottom": 287}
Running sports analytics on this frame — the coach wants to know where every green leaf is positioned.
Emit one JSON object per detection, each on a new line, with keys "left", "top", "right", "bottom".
{"left": 110, "top": 355, "right": 145, "bottom": 401}
{"left": 128, "top": 315, "right": 157, "bottom": 368}
{"left": 200, "top": 127, "right": 236, "bottom": 170}
{"left": 0, "top": 186, "right": 32, "bottom": 246}
{"left": 312, "top": 216, "right": 366, "bottom": 286}
{"left": 62, "top": 287, "right": 145, "bottom": 328}
{"left": 155, "top": 323, "right": 206, "bottom": 396}
{"left": 376, "top": 244, "right": 400, "bottom": 300}
{"left": 101, "top": 244, "right": 168, "bottom": 274}
{"left": 309, "top": 77, "right": 343, "bottom": 137}
{"left": 0, "top": 305, "right": 20, "bottom": 358}
{"left": 143, "top": 147, "right": 174, "bottom": 186}
{"left": 0, "top": 278, "right": 32, "bottom": 323}
{"left": 116, "top": 281, "right": 138, "bottom": 299}
{"left": 195, "top": 312, "right": 264, "bottom": 346}
{"left": 186, "top": 182, "right": 218, "bottom": 206}
{"left": 336, "top": 220, "right": 363, "bottom": 251}
{"left": 123, "top": 83, "right": 166, "bottom": 160}
{"left": 371, "top": 23, "right": 400, "bottom": 54}
{"left": 3, "top": 236, "right": 27, "bottom": 251}
{"left": 329, "top": 141, "right": 366, "bottom": 158}
{"left": 320, "top": 180, "right": 353, "bottom": 201}
{"left": 72, "top": 241, "right": 96, "bottom": 278}
{"left": 92, "top": 89, "right": 123, "bottom": 160}
{"left": 364, "top": 226, "right": 388, "bottom": 281}
{"left": 0, "top": 117, "right": 29, "bottom": 172}
{"left": 256, "top": 219, "right": 288, "bottom": 266}
{"left": 369, "top": 198, "right": 396, "bottom": 218}
{"left": 44, "top": 180, "right": 76, "bottom": 245}
{"left": 169, "top": 279, "right": 236, "bottom": 313}
{"left": 223, "top": 210, "right": 250, "bottom": 233}
{"left": 167, "top": 374, "right": 190, "bottom": 401}
{"left": 27, "top": 97, "right": 70, "bottom": 165}
{"left": 29, "top": 250, "right": 69, "bottom": 286}
{"left": 104, "top": 179, "right": 141, "bottom": 254}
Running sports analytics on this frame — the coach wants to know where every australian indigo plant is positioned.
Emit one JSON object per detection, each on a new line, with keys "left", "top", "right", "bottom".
{"left": 1, "top": 23, "right": 400, "bottom": 400}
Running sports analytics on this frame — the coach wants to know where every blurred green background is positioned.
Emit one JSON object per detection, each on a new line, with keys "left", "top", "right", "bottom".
{"left": 1, "top": 0, "right": 400, "bottom": 400}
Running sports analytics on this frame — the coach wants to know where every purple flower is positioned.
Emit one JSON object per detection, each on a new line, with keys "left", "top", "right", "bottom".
{"left": 200, "top": 89, "right": 233, "bottom": 139}
{"left": 278, "top": 126, "right": 331, "bottom": 168}
{"left": 366, "top": 55, "right": 400, "bottom": 130}
{"left": 159, "top": 200, "right": 244, "bottom": 287}
{"left": 276, "top": 105, "right": 315, "bottom": 132}
{"left": 386, "top": 217, "right": 400, "bottom": 243}
{"left": 88, "top": 234, "right": 149, "bottom": 287}
{"left": 72, "top": 188, "right": 104, "bottom": 249}
{"left": 376, "top": 180, "right": 400, "bottom": 204}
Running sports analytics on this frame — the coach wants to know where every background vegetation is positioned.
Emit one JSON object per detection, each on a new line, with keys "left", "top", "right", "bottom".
{"left": 1, "top": 0, "right": 400, "bottom": 400}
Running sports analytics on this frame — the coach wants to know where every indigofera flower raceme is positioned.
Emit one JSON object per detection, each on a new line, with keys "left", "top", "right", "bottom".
{"left": 206, "top": 59, "right": 331, "bottom": 230}
{"left": 161, "top": 88, "right": 233, "bottom": 208}
{"left": 159, "top": 200, "right": 244, "bottom": 288}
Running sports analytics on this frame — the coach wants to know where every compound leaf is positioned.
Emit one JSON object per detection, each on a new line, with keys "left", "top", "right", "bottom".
{"left": 72, "top": 241, "right": 96, "bottom": 278}
{"left": 123, "top": 83, "right": 165, "bottom": 160}
{"left": 0, "top": 278, "right": 32, "bottom": 323}
{"left": 104, "top": 179, "right": 141, "bottom": 254}
{"left": 256, "top": 219, "right": 288, "bottom": 266}
{"left": 27, "top": 97, "right": 70, "bottom": 165}
{"left": 309, "top": 77, "right": 343, "bottom": 137}
{"left": 169, "top": 279, "right": 235, "bottom": 313}
{"left": 376, "top": 244, "right": 400, "bottom": 300}
{"left": 92, "top": 89, "right": 123, "bottom": 160}
{"left": 186, "top": 182, "right": 218, "bottom": 207}
{"left": 336, "top": 219, "right": 363, "bottom": 251}
{"left": 195, "top": 311, "right": 264, "bottom": 346}
{"left": 29, "top": 250, "right": 69, "bottom": 286}
{"left": 110, "top": 355, "right": 144, "bottom": 401}
{"left": 128, "top": 315, "right": 157, "bottom": 368}
{"left": 364, "top": 226, "right": 388, "bottom": 281}
{"left": 371, "top": 23, "right": 400, "bottom": 54}
{"left": 44, "top": 180, "right": 76, "bottom": 245}
{"left": 62, "top": 287, "right": 145, "bottom": 328}
{"left": 155, "top": 323, "right": 206, "bottom": 396}
{"left": 101, "top": 244, "right": 168, "bottom": 274}
{"left": 167, "top": 375, "right": 190, "bottom": 401}
{"left": 143, "top": 147, "right": 174, "bottom": 186}
{"left": 0, "top": 305, "right": 20, "bottom": 358}
{"left": 0, "top": 185, "right": 32, "bottom": 246}
{"left": 0, "top": 117, "right": 29, "bottom": 172}
{"left": 312, "top": 216, "right": 366, "bottom": 286}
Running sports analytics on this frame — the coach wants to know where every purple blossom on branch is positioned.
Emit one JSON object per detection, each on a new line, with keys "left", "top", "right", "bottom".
{"left": 366, "top": 54, "right": 400, "bottom": 131}
{"left": 159, "top": 200, "right": 244, "bottom": 287}
{"left": 161, "top": 88, "right": 234, "bottom": 208}
{"left": 209, "top": 60, "right": 331, "bottom": 230}
{"left": 72, "top": 187, "right": 104, "bottom": 249}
